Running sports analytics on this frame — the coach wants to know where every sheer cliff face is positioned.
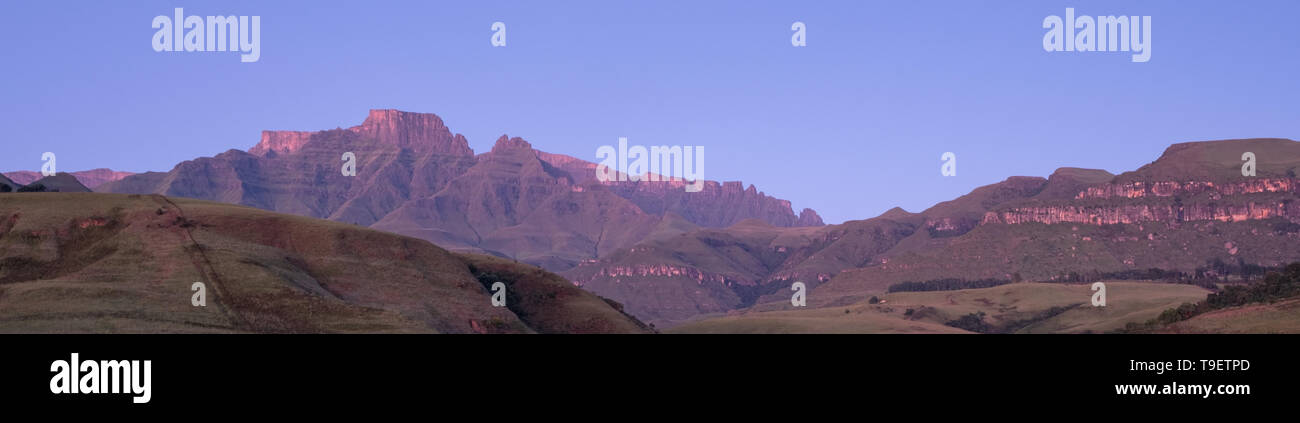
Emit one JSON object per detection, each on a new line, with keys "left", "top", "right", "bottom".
{"left": 985, "top": 178, "right": 1298, "bottom": 226}
{"left": 249, "top": 110, "right": 473, "bottom": 157}
{"left": 98, "top": 109, "right": 817, "bottom": 271}
{"left": 975, "top": 140, "right": 1300, "bottom": 228}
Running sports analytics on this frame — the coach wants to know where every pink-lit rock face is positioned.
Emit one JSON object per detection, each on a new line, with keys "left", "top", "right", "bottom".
{"left": 796, "top": 208, "right": 823, "bottom": 227}
{"left": 249, "top": 109, "right": 474, "bottom": 157}
{"left": 351, "top": 109, "right": 473, "bottom": 156}
{"left": 981, "top": 178, "right": 1299, "bottom": 226}
{"left": 1077, "top": 179, "right": 1295, "bottom": 199}
{"left": 489, "top": 134, "right": 533, "bottom": 154}
{"left": 250, "top": 130, "right": 313, "bottom": 156}
{"left": 982, "top": 202, "right": 1292, "bottom": 225}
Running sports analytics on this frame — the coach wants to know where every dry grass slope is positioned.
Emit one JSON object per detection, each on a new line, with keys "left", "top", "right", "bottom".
{"left": 0, "top": 193, "right": 647, "bottom": 333}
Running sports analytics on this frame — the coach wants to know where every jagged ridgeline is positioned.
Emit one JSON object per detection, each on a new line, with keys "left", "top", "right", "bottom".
{"left": 97, "top": 110, "right": 822, "bottom": 273}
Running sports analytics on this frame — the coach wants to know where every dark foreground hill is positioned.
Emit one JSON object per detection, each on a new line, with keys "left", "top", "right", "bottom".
{"left": 0, "top": 193, "right": 650, "bottom": 333}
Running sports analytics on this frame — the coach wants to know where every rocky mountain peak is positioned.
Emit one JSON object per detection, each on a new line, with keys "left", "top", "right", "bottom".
{"left": 250, "top": 130, "right": 313, "bottom": 156}
{"left": 797, "top": 208, "right": 825, "bottom": 226}
{"left": 490, "top": 135, "right": 534, "bottom": 154}
{"left": 877, "top": 207, "right": 914, "bottom": 221}
{"left": 250, "top": 109, "right": 475, "bottom": 157}
{"left": 352, "top": 109, "right": 473, "bottom": 156}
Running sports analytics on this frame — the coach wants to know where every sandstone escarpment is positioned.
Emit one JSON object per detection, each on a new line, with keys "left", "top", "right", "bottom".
{"left": 249, "top": 130, "right": 314, "bottom": 156}
{"left": 250, "top": 110, "right": 474, "bottom": 157}
{"left": 983, "top": 178, "right": 1299, "bottom": 226}
{"left": 351, "top": 109, "right": 474, "bottom": 156}
{"left": 1076, "top": 178, "right": 1295, "bottom": 200}
{"left": 983, "top": 202, "right": 1294, "bottom": 225}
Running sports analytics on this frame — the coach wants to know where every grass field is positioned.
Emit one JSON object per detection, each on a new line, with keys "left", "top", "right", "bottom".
{"left": 670, "top": 282, "right": 1211, "bottom": 334}
{"left": 1160, "top": 297, "right": 1300, "bottom": 333}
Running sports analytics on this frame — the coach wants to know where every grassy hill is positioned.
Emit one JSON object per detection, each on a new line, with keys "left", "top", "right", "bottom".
{"left": 1118, "top": 138, "right": 1300, "bottom": 182}
{"left": 1158, "top": 298, "right": 1300, "bottom": 333}
{"left": 0, "top": 193, "right": 650, "bottom": 333}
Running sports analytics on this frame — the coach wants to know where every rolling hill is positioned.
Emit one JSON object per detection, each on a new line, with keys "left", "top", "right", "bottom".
{"left": 0, "top": 193, "right": 650, "bottom": 333}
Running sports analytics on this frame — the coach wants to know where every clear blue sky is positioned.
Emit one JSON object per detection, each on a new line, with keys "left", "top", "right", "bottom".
{"left": 2, "top": 0, "right": 1297, "bottom": 224}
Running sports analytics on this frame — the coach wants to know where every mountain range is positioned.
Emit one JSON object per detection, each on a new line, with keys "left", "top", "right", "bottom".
{"left": 13, "top": 109, "right": 1300, "bottom": 328}
{"left": 96, "top": 110, "right": 821, "bottom": 273}
{"left": 4, "top": 169, "right": 133, "bottom": 189}
{"left": 570, "top": 138, "right": 1300, "bottom": 325}
{"left": 1, "top": 172, "right": 95, "bottom": 193}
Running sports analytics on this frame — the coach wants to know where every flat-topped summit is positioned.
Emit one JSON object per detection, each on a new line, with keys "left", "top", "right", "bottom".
{"left": 1120, "top": 138, "right": 1300, "bottom": 182}
{"left": 352, "top": 109, "right": 473, "bottom": 156}
{"left": 250, "top": 109, "right": 473, "bottom": 157}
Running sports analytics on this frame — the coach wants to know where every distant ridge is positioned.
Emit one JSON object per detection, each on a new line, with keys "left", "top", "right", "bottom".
{"left": 3, "top": 168, "right": 133, "bottom": 189}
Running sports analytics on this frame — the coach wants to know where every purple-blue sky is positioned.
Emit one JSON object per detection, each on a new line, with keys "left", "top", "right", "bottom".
{"left": 2, "top": 0, "right": 1297, "bottom": 224}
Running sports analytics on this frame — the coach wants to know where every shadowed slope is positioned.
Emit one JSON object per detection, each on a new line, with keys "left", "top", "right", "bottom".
{"left": 0, "top": 193, "right": 649, "bottom": 333}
